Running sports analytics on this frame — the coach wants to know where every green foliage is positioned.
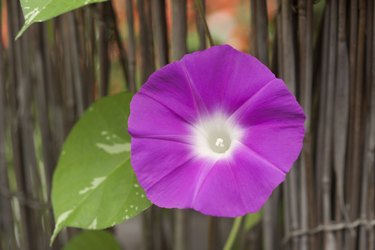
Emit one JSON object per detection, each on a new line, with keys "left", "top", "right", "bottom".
{"left": 17, "top": 0, "right": 107, "bottom": 39}
{"left": 51, "top": 93, "right": 151, "bottom": 244}
{"left": 244, "top": 211, "right": 262, "bottom": 231}
{"left": 62, "top": 230, "right": 121, "bottom": 250}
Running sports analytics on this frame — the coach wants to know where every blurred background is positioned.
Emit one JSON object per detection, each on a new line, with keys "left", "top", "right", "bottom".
{"left": 0, "top": 0, "right": 374, "bottom": 249}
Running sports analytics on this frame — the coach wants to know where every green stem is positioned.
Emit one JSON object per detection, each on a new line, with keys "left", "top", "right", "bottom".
{"left": 223, "top": 216, "right": 243, "bottom": 250}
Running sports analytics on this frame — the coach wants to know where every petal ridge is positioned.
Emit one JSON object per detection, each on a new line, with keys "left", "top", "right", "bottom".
{"left": 237, "top": 142, "right": 287, "bottom": 175}
{"left": 145, "top": 155, "right": 197, "bottom": 192}
{"left": 179, "top": 61, "right": 209, "bottom": 117}
{"left": 190, "top": 159, "right": 218, "bottom": 206}
{"left": 225, "top": 159, "right": 249, "bottom": 211}
{"left": 138, "top": 91, "right": 196, "bottom": 127}
{"left": 229, "top": 79, "right": 275, "bottom": 121}
{"left": 130, "top": 134, "right": 194, "bottom": 145}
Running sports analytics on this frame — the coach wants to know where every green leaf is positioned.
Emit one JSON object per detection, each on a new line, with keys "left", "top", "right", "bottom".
{"left": 244, "top": 211, "right": 262, "bottom": 231}
{"left": 51, "top": 92, "right": 151, "bottom": 244}
{"left": 62, "top": 230, "right": 121, "bottom": 250}
{"left": 17, "top": 0, "right": 107, "bottom": 39}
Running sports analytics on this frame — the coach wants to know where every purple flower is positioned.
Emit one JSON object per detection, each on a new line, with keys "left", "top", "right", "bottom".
{"left": 128, "top": 45, "right": 305, "bottom": 217}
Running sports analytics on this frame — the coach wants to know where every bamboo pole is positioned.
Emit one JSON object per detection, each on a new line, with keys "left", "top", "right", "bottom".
{"left": 151, "top": 0, "right": 169, "bottom": 67}
{"left": 297, "top": 1, "right": 313, "bottom": 249}
{"left": 136, "top": 1, "right": 157, "bottom": 249}
{"left": 171, "top": 1, "right": 188, "bottom": 249}
{"left": 0, "top": 10, "right": 16, "bottom": 249}
{"left": 110, "top": 2, "right": 130, "bottom": 91}
{"left": 347, "top": 0, "right": 366, "bottom": 248}
{"left": 280, "top": 1, "right": 299, "bottom": 249}
{"left": 368, "top": 2, "right": 375, "bottom": 249}
{"left": 322, "top": 1, "right": 337, "bottom": 248}
{"left": 136, "top": 0, "right": 155, "bottom": 84}
{"left": 125, "top": 0, "right": 137, "bottom": 92}
{"left": 359, "top": 1, "right": 375, "bottom": 249}
{"left": 195, "top": 0, "right": 206, "bottom": 50}
{"left": 249, "top": 1, "right": 278, "bottom": 250}
{"left": 171, "top": 0, "right": 187, "bottom": 60}
{"left": 333, "top": 0, "right": 350, "bottom": 249}
{"left": 98, "top": 3, "right": 111, "bottom": 97}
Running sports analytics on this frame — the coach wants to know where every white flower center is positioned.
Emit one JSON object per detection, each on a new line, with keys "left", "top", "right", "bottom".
{"left": 191, "top": 112, "right": 243, "bottom": 159}
{"left": 207, "top": 130, "right": 231, "bottom": 153}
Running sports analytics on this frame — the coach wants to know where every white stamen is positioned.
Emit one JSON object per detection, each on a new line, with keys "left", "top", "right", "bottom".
{"left": 191, "top": 112, "right": 244, "bottom": 159}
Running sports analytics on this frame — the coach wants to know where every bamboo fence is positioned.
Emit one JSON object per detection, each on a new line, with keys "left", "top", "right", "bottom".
{"left": 0, "top": 0, "right": 374, "bottom": 249}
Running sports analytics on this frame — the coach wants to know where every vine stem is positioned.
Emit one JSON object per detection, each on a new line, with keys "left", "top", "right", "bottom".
{"left": 194, "top": 0, "right": 214, "bottom": 47}
{"left": 223, "top": 216, "right": 243, "bottom": 250}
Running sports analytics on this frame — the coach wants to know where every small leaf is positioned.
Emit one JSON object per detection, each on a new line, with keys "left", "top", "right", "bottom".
{"left": 17, "top": 0, "right": 107, "bottom": 39}
{"left": 51, "top": 93, "right": 151, "bottom": 244}
{"left": 244, "top": 211, "right": 262, "bottom": 231}
{"left": 62, "top": 230, "right": 121, "bottom": 250}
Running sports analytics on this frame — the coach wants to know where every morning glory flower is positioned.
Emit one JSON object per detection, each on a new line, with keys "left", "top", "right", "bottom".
{"left": 128, "top": 45, "right": 305, "bottom": 217}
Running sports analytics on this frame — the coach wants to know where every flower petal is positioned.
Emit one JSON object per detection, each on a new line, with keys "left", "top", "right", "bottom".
{"left": 181, "top": 45, "right": 276, "bottom": 114}
{"left": 128, "top": 92, "right": 192, "bottom": 143}
{"left": 228, "top": 143, "right": 286, "bottom": 212}
{"left": 229, "top": 79, "right": 305, "bottom": 173}
{"left": 145, "top": 157, "right": 213, "bottom": 209}
{"left": 130, "top": 138, "right": 194, "bottom": 192}
{"left": 191, "top": 142, "right": 286, "bottom": 216}
{"left": 138, "top": 61, "right": 206, "bottom": 123}
{"left": 191, "top": 159, "right": 247, "bottom": 217}
{"left": 132, "top": 138, "right": 216, "bottom": 209}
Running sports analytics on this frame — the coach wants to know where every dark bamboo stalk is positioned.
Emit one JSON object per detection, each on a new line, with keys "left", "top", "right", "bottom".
{"left": 151, "top": 206, "right": 163, "bottom": 250}
{"left": 6, "top": 8, "right": 29, "bottom": 250}
{"left": 71, "top": 14, "right": 85, "bottom": 113}
{"left": 347, "top": 0, "right": 366, "bottom": 249}
{"left": 137, "top": 0, "right": 155, "bottom": 84}
{"left": 297, "top": 0, "right": 313, "bottom": 249}
{"left": 333, "top": 0, "right": 350, "bottom": 249}
{"left": 171, "top": 0, "right": 187, "bottom": 60}
{"left": 151, "top": 0, "right": 169, "bottom": 67}
{"left": 207, "top": 216, "right": 219, "bottom": 250}
{"left": 0, "top": 11, "right": 16, "bottom": 249}
{"left": 98, "top": 3, "right": 111, "bottom": 97}
{"left": 345, "top": 7, "right": 358, "bottom": 247}
{"left": 359, "top": 1, "right": 374, "bottom": 249}
{"left": 83, "top": 7, "right": 96, "bottom": 104}
{"left": 321, "top": 1, "right": 337, "bottom": 249}
{"left": 139, "top": 0, "right": 155, "bottom": 78}
{"left": 280, "top": 0, "right": 296, "bottom": 92}
{"left": 280, "top": 1, "right": 299, "bottom": 249}
{"left": 250, "top": 1, "right": 276, "bottom": 250}
{"left": 149, "top": 1, "right": 169, "bottom": 249}
{"left": 20, "top": 29, "right": 48, "bottom": 249}
{"left": 171, "top": 1, "right": 188, "bottom": 249}
{"left": 345, "top": 0, "right": 359, "bottom": 246}
{"left": 194, "top": 0, "right": 213, "bottom": 47}
{"left": 368, "top": 2, "right": 375, "bottom": 249}
{"left": 7, "top": 1, "right": 42, "bottom": 248}
{"left": 33, "top": 24, "right": 57, "bottom": 249}
{"left": 315, "top": 5, "right": 330, "bottom": 249}
{"left": 195, "top": 0, "right": 206, "bottom": 50}
{"left": 125, "top": 0, "right": 137, "bottom": 92}
{"left": 60, "top": 18, "right": 78, "bottom": 130}
{"left": 49, "top": 21, "right": 68, "bottom": 148}
{"left": 251, "top": 0, "right": 268, "bottom": 64}
{"left": 136, "top": 1, "right": 157, "bottom": 249}
{"left": 35, "top": 24, "right": 53, "bottom": 195}
{"left": 110, "top": 2, "right": 131, "bottom": 91}
{"left": 142, "top": 208, "right": 153, "bottom": 250}
{"left": 250, "top": 0, "right": 257, "bottom": 56}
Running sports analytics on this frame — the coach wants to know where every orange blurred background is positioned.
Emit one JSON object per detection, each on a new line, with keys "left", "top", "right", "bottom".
{"left": 1, "top": 0, "right": 278, "bottom": 51}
